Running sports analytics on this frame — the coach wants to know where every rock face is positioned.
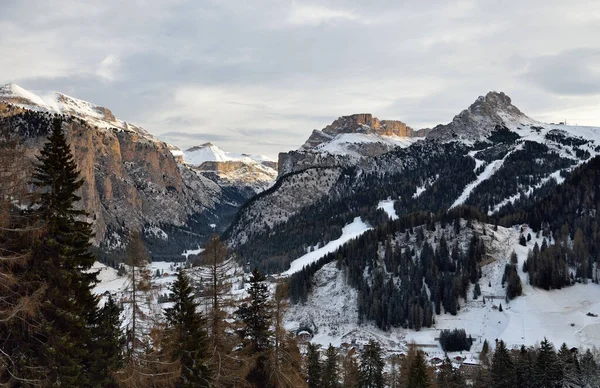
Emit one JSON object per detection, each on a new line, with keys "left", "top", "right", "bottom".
{"left": 279, "top": 113, "right": 428, "bottom": 176}
{"left": 0, "top": 84, "right": 254, "bottom": 260}
{"left": 181, "top": 143, "right": 277, "bottom": 195}
{"left": 427, "top": 91, "right": 533, "bottom": 142}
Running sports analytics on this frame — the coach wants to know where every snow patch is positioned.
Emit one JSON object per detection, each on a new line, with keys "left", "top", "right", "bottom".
{"left": 282, "top": 217, "right": 371, "bottom": 276}
{"left": 377, "top": 199, "right": 398, "bottom": 220}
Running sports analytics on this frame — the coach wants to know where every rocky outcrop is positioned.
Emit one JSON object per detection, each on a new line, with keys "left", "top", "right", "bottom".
{"left": 427, "top": 91, "right": 532, "bottom": 142}
{"left": 0, "top": 104, "right": 241, "bottom": 260}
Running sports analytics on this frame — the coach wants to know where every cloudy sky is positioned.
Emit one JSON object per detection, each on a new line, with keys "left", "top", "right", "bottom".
{"left": 2, "top": 0, "right": 600, "bottom": 158}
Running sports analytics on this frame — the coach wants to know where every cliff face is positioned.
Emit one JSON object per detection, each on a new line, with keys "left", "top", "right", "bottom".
{"left": 0, "top": 104, "right": 237, "bottom": 260}
{"left": 279, "top": 113, "right": 428, "bottom": 175}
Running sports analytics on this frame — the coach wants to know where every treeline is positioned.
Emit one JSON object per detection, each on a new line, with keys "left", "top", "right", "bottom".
{"left": 290, "top": 208, "right": 488, "bottom": 331}
{"left": 233, "top": 142, "right": 477, "bottom": 274}
{"left": 0, "top": 118, "right": 307, "bottom": 387}
{"left": 501, "top": 155, "right": 600, "bottom": 287}
{"left": 439, "top": 329, "right": 473, "bottom": 352}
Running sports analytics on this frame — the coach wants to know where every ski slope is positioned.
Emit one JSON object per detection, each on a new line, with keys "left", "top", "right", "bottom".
{"left": 282, "top": 217, "right": 371, "bottom": 276}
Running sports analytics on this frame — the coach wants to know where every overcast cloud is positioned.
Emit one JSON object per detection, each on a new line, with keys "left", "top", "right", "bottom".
{"left": 2, "top": 0, "right": 600, "bottom": 157}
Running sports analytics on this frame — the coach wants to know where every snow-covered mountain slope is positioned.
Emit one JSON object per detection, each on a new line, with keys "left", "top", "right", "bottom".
{"left": 182, "top": 143, "right": 277, "bottom": 194}
{"left": 286, "top": 220, "right": 600, "bottom": 354}
{"left": 0, "top": 83, "right": 152, "bottom": 137}
{"left": 232, "top": 91, "right": 600, "bottom": 262}
{"left": 0, "top": 83, "right": 263, "bottom": 259}
{"left": 278, "top": 113, "right": 427, "bottom": 176}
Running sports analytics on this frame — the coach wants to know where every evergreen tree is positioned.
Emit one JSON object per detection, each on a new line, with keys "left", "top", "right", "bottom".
{"left": 406, "top": 349, "right": 430, "bottom": 388}
{"left": 164, "top": 268, "right": 210, "bottom": 387}
{"left": 515, "top": 345, "right": 535, "bottom": 388}
{"left": 557, "top": 342, "right": 579, "bottom": 387}
{"left": 437, "top": 356, "right": 465, "bottom": 388}
{"left": 358, "top": 340, "right": 384, "bottom": 388}
{"left": 579, "top": 349, "right": 598, "bottom": 387}
{"left": 491, "top": 340, "right": 516, "bottom": 388}
{"left": 236, "top": 268, "right": 273, "bottom": 386}
{"left": 23, "top": 117, "right": 99, "bottom": 385}
{"left": 535, "top": 338, "right": 560, "bottom": 388}
{"left": 89, "top": 295, "right": 125, "bottom": 387}
{"left": 323, "top": 344, "right": 340, "bottom": 388}
{"left": 306, "top": 343, "right": 322, "bottom": 388}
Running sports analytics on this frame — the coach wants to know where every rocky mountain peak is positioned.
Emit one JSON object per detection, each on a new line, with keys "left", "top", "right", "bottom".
{"left": 302, "top": 113, "right": 427, "bottom": 149}
{"left": 427, "top": 91, "right": 532, "bottom": 142}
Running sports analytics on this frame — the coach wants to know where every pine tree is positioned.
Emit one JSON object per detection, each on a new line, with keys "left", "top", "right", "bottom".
{"left": 557, "top": 342, "right": 580, "bottom": 387}
{"left": 491, "top": 340, "right": 516, "bottom": 388}
{"left": 534, "top": 338, "right": 560, "bottom": 388}
{"left": 89, "top": 295, "right": 125, "bottom": 387}
{"left": 579, "top": 349, "right": 598, "bottom": 387}
{"left": 406, "top": 349, "right": 431, "bottom": 388}
{"left": 323, "top": 344, "right": 340, "bottom": 388}
{"left": 306, "top": 343, "right": 322, "bottom": 388}
{"left": 236, "top": 268, "right": 273, "bottom": 386}
{"left": 358, "top": 340, "right": 384, "bottom": 388}
{"left": 164, "top": 268, "right": 210, "bottom": 387}
{"left": 23, "top": 117, "right": 99, "bottom": 385}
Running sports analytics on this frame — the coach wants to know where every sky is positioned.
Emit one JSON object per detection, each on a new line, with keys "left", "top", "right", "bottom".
{"left": 1, "top": 0, "right": 600, "bottom": 158}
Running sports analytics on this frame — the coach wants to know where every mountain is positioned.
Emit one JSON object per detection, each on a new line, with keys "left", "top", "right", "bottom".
{"left": 227, "top": 91, "right": 600, "bottom": 273}
{"left": 0, "top": 84, "right": 268, "bottom": 262}
{"left": 180, "top": 143, "right": 277, "bottom": 195}
{"left": 278, "top": 113, "right": 428, "bottom": 176}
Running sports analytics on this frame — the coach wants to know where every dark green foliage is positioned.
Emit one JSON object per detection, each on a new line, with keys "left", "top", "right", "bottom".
{"left": 502, "top": 264, "right": 522, "bottom": 300}
{"left": 23, "top": 118, "right": 100, "bottom": 385}
{"left": 436, "top": 356, "right": 465, "bottom": 388}
{"left": 323, "top": 344, "right": 340, "bottom": 388}
{"left": 407, "top": 349, "right": 430, "bottom": 388}
{"left": 358, "top": 340, "right": 384, "bottom": 388}
{"left": 439, "top": 329, "right": 473, "bottom": 352}
{"left": 534, "top": 338, "right": 560, "bottom": 387}
{"left": 236, "top": 269, "right": 272, "bottom": 353}
{"left": 164, "top": 269, "right": 210, "bottom": 387}
{"left": 89, "top": 296, "right": 125, "bottom": 387}
{"left": 487, "top": 125, "right": 521, "bottom": 144}
{"left": 491, "top": 340, "right": 516, "bottom": 388}
{"left": 306, "top": 343, "right": 322, "bottom": 388}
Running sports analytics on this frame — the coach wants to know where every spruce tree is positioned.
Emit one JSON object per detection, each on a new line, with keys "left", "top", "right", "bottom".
{"left": 406, "top": 349, "right": 431, "bottom": 388}
{"left": 164, "top": 268, "right": 210, "bottom": 387}
{"left": 358, "top": 340, "right": 384, "bottom": 388}
{"left": 25, "top": 117, "right": 99, "bottom": 385}
{"left": 534, "top": 338, "right": 560, "bottom": 388}
{"left": 236, "top": 268, "right": 273, "bottom": 386}
{"left": 491, "top": 340, "right": 516, "bottom": 388}
{"left": 322, "top": 344, "right": 340, "bottom": 388}
{"left": 306, "top": 343, "right": 322, "bottom": 388}
{"left": 89, "top": 295, "right": 125, "bottom": 387}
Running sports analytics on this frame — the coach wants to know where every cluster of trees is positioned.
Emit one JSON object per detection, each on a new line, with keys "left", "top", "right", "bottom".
{"left": 481, "top": 338, "right": 600, "bottom": 388}
{"left": 439, "top": 329, "right": 473, "bottom": 352}
{"left": 231, "top": 142, "right": 477, "bottom": 274}
{"left": 0, "top": 119, "right": 305, "bottom": 387}
{"left": 290, "top": 210, "right": 487, "bottom": 331}
{"left": 467, "top": 141, "right": 575, "bottom": 214}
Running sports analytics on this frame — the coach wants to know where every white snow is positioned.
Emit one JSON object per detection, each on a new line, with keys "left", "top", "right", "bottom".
{"left": 377, "top": 199, "right": 399, "bottom": 220}
{"left": 182, "top": 247, "right": 204, "bottom": 259}
{"left": 450, "top": 145, "right": 521, "bottom": 209}
{"left": 183, "top": 143, "right": 274, "bottom": 166}
{"left": 314, "top": 133, "right": 423, "bottom": 156}
{"left": 282, "top": 217, "right": 371, "bottom": 276}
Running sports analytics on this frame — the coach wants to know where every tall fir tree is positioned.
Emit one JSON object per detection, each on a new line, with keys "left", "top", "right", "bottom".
{"left": 491, "top": 340, "right": 516, "bottom": 388}
{"left": 534, "top": 338, "right": 560, "bottom": 388}
{"left": 406, "top": 349, "right": 431, "bottom": 388}
{"left": 358, "top": 340, "right": 384, "bottom": 388}
{"left": 89, "top": 295, "right": 125, "bottom": 387}
{"left": 24, "top": 117, "right": 100, "bottom": 385}
{"left": 306, "top": 343, "right": 322, "bottom": 388}
{"left": 322, "top": 344, "right": 340, "bottom": 388}
{"left": 164, "top": 268, "right": 210, "bottom": 387}
{"left": 236, "top": 268, "right": 273, "bottom": 386}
